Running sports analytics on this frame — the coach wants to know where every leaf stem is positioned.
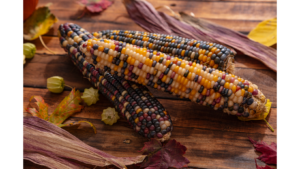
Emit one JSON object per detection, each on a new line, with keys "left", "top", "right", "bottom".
{"left": 64, "top": 84, "right": 73, "bottom": 89}
{"left": 263, "top": 119, "right": 274, "bottom": 132}
{"left": 39, "top": 36, "right": 56, "bottom": 54}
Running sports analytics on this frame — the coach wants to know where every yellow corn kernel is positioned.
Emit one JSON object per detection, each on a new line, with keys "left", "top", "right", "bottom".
{"left": 110, "top": 44, "right": 115, "bottom": 50}
{"left": 248, "top": 86, "right": 253, "bottom": 93}
{"left": 224, "top": 82, "right": 230, "bottom": 89}
{"left": 241, "top": 89, "right": 245, "bottom": 97}
{"left": 196, "top": 69, "right": 201, "bottom": 76}
{"left": 232, "top": 85, "right": 237, "bottom": 93}
{"left": 121, "top": 48, "right": 126, "bottom": 54}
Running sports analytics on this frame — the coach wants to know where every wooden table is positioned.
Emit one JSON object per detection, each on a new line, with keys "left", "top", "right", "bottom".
{"left": 23, "top": 0, "right": 277, "bottom": 168}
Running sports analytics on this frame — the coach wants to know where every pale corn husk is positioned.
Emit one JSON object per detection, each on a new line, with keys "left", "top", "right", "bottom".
{"left": 24, "top": 117, "right": 146, "bottom": 169}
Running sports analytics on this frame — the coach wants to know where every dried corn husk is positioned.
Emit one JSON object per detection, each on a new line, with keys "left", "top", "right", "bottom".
{"left": 24, "top": 116, "right": 146, "bottom": 169}
{"left": 124, "top": 0, "right": 277, "bottom": 72}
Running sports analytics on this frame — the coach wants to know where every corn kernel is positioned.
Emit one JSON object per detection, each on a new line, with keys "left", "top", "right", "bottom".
{"left": 121, "top": 48, "right": 126, "bottom": 54}
{"left": 201, "top": 88, "right": 207, "bottom": 95}
{"left": 241, "top": 89, "right": 245, "bottom": 97}
{"left": 98, "top": 46, "right": 104, "bottom": 51}
{"left": 232, "top": 85, "right": 237, "bottom": 93}
{"left": 248, "top": 86, "right": 254, "bottom": 93}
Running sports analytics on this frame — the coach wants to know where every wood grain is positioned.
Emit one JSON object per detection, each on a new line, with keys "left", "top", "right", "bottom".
{"left": 24, "top": 87, "right": 276, "bottom": 169}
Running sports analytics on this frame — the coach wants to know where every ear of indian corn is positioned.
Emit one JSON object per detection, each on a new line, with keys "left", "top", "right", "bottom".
{"left": 59, "top": 23, "right": 267, "bottom": 121}
{"left": 59, "top": 23, "right": 172, "bottom": 142}
{"left": 94, "top": 30, "right": 235, "bottom": 73}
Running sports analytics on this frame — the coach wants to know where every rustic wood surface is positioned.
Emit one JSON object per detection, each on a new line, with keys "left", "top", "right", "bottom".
{"left": 23, "top": 0, "right": 277, "bottom": 168}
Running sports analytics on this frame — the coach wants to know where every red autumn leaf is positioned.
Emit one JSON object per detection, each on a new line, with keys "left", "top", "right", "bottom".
{"left": 255, "top": 159, "right": 274, "bottom": 169}
{"left": 249, "top": 137, "right": 277, "bottom": 165}
{"left": 140, "top": 139, "right": 190, "bottom": 169}
{"left": 79, "top": 0, "right": 113, "bottom": 13}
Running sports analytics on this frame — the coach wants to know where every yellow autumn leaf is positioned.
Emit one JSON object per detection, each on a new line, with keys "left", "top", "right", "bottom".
{"left": 248, "top": 18, "right": 277, "bottom": 47}
{"left": 23, "top": 6, "right": 58, "bottom": 40}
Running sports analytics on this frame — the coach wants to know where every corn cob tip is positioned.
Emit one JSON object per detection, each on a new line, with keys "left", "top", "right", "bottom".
{"left": 226, "top": 57, "right": 235, "bottom": 74}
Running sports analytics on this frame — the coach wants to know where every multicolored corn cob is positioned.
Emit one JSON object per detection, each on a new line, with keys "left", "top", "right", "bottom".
{"left": 93, "top": 30, "right": 235, "bottom": 73}
{"left": 58, "top": 23, "right": 267, "bottom": 121}
{"left": 59, "top": 23, "right": 172, "bottom": 142}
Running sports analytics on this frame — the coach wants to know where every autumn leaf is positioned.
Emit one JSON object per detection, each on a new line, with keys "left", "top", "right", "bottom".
{"left": 26, "top": 88, "right": 96, "bottom": 133}
{"left": 49, "top": 88, "right": 84, "bottom": 126}
{"left": 140, "top": 139, "right": 190, "bottom": 169}
{"left": 249, "top": 137, "right": 277, "bottom": 165}
{"left": 27, "top": 96, "right": 49, "bottom": 121}
{"left": 248, "top": 18, "right": 277, "bottom": 47}
{"left": 23, "top": 5, "right": 58, "bottom": 40}
{"left": 79, "top": 0, "right": 114, "bottom": 13}
{"left": 255, "top": 159, "right": 274, "bottom": 169}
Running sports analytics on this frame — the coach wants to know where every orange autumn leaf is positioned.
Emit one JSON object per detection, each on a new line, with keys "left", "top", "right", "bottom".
{"left": 26, "top": 88, "right": 96, "bottom": 133}
{"left": 49, "top": 88, "right": 83, "bottom": 126}
{"left": 27, "top": 96, "right": 49, "bottom": 121}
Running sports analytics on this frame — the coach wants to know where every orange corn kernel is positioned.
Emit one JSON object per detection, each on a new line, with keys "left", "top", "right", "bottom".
{"left": 201, "top": 88, "right": 207, "bottom": 95}
{"left": 181, "top": 62, "right": 186, "bottom": 68}
{"left": 108, "top": 56, "right": 113, "bottom": 63}
{"left": 214, "top": 92, "right": 221, "bottom": 99}
{"left": 98, "top": 46, "right": 104, "bottom": 51}
{"left": 213, "top": 75, "right": 218, "bottom": 81}
{"left": 248, "top": 86, "right": 254, "bottom": 93}
{"left": 124, "top": 69, "right": 129, "bottom": 75}
{"left": 87, "top": 46, "right": 91, "bottom": 52}
{"left": 224, "top": 82, "right": 230, "bottom": 89}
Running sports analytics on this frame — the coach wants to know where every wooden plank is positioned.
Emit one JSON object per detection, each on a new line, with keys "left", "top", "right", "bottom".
{"left": 23, "top": 52, "right": 277, "bottom": 106}
{"left": 23, "top": 87, "right": 276, "bottom": 169}
{"left": 36, "top": 0, "right": 276, "bottom": 36}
